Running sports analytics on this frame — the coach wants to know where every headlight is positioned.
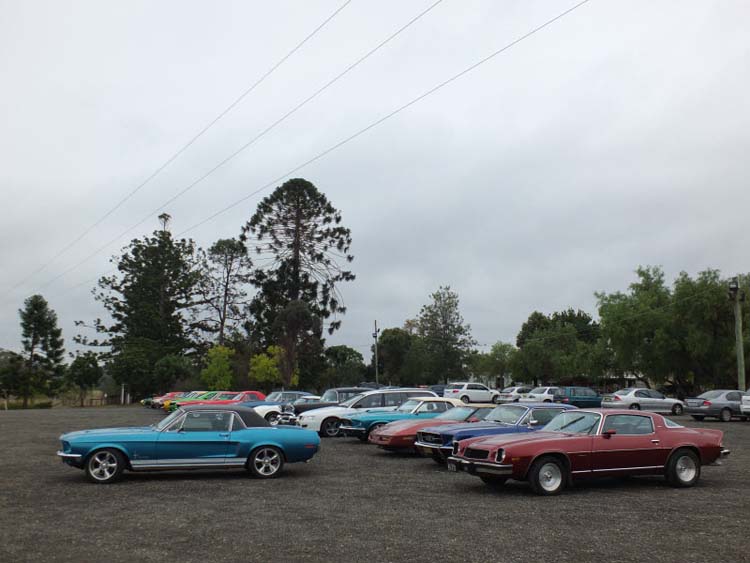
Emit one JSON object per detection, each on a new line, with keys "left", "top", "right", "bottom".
{"left": 282, "top": 403, "right": 294, "bottom": 413}
{"left": 495, "top": 449, "right": 506, "bottom": 463}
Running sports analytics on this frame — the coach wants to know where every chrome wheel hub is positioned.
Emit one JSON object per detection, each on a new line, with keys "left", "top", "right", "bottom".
{"left": 254, "top": 448, "right": 281, "bottom": 476}
{"left": 676, "top": 456, "right": 696, "bottom": 482}
{"left": 90, "top": 451, "right": 118, "bottom": 481}
{"left": 539, "top": 462, "right": 562, "bottom": 492}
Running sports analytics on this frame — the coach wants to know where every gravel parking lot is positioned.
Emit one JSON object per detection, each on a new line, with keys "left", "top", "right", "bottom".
{"left": 0, "top": 407, "right": 746, "bottom": 563}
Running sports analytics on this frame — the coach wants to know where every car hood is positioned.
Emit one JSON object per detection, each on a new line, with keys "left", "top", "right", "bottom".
{"left": 379, "top": 418, "right": 463, "bottom": 435}
{"left": 350, "top": 412, "right": 415, "bottom": 423}
{"left": 61, "top": 426, "right": 156, "bottom": 441}
{"left": 420, "top": 421, "right": 506, "bottom": 435}
{"left": 469, "top": 431, "right": 581, "bottom": 449}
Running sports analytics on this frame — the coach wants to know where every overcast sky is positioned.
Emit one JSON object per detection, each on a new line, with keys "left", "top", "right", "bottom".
{"left": 1, "top": 0, "right": 749, "bottom": 358}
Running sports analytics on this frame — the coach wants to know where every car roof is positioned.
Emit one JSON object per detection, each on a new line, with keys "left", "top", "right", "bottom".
{"left": 330, "top": 387, "right": 371, "bottom": 392}
{"left": 181, "top": 404, "right": 270, "bottom": 427}
{"left": 575, "top": 408, "right": 657, "bottom": 416}
{"left": 361, "top": 388, "right": 437, "bottom": 395}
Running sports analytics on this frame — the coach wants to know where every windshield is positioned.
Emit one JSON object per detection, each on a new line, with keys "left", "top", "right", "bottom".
{"left": 545, "top": 411, "right": 601, "bottom": 434}
{"left": 485, "top": 405, "right": 526, "bottom": 424}
{"left": 266, "top": 392, "right": 282, "bottom": 402}
{"left": 436, "top": 407, "right": 474, "bottom": 421}
{"left": 529, "top": 387, "right": 547, "bottom": 394}
{"left": 216, "top": 393, "right": 237, "bottom": 400}
{"left": 614, "top": 388, "right": 634, "bottom": 395}
{"left": 698, "top": 391, "right": 723, "bottom": 399}
{"left": 340, "top": 393, "right": 365, "bottom": 408}
{"left": 501, "top": 387, "right": 518, "bottom": 393}
{"left": 397, "top": 400, "right": 420, "bottom": 413}
{"left": 154, "top": 409, "right": 183, "bottom": 431}
{"left": 445, "top": 384, "right": 462, "bottom": 390}
{"left": 321, "top": 390, "right": 338, "bottom": 402}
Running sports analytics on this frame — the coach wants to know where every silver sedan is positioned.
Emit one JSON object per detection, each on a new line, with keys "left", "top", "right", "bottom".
{"left": 601, "top": 388, "right": 685, "bottom": 415}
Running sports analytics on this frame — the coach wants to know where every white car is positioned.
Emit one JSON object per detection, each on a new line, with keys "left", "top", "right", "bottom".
{"left": 601, "top": 387, "right": 686, "bottom": 415}
{"left": 443, "top": 382, "right": 500, "bottom": 403}
{"left": 296, "top": 388, "right": 437, "bottom": 437}
{"left": 253, "top": 403, "right": 288, "bottom": 424}
{"left": 742, "top": 393, "right": 750, "bottom": 416}
{"left": 495, "top": 386, "right": 532, "bottom": 403}
{"left": 519, "top": 386, "right": 559, "bottom": 403}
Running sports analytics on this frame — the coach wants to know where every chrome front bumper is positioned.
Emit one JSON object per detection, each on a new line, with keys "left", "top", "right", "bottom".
{"left": 447, "top": 456, "right": 514, "bottom": 476}
{"left": 339, "top": 425, "right": 366, "bottom": 437}
{"left": 56, "top": 451, "right": 82, "bottom": 459}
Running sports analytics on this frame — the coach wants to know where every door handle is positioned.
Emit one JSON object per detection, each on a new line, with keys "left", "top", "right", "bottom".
{"left": 219, "top": 433, "right": 230, "bottom": 437}
{"left": 651, "top": 439, "right": 660, "bottom": 444}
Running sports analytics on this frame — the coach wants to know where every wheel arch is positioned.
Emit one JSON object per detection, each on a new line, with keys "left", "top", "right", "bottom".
{"left": 524, "top": 451, "right": 572, "bottom": 480}
{"left": 668, "top": 444, "right": 702, "bottom": 465}
{"left": 84, "top": 444, "right": 133, "bottom": 470}
{"left": 246, "top": 442, "right": 288, "bottom": 465}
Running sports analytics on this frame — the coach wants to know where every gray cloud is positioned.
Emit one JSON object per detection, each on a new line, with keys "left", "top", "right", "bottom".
{"left": 1, "top": 0, "right": 749, "bottom": 358}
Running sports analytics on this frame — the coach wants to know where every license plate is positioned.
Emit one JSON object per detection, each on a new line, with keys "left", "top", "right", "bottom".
{"left": 603, "top": 397, "right": 612, "bottom": 402}
{"left": 447, "top": 460, "right": 458, "bottom": 472}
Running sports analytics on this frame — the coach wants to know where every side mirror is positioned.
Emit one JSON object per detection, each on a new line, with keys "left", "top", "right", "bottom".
{"left": 528, "top": 419, "right": 540, "bottom": 426}
{"left": 602, "top": 429, "right": 617, "bottom": 439}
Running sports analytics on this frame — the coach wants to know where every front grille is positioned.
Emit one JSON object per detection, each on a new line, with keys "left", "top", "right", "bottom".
{"left": 463, "top": 448, "right": 489, "bottom": 460}
{"left": 418, "top": 432, "right": 442, "bottom": 445}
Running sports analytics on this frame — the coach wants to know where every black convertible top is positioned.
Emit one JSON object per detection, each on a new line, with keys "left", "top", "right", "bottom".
{"left": 181, "top": 404, "right": 270, "bottom": 428}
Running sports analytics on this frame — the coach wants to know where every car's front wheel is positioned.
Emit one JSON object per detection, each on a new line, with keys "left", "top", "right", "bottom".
{"left": 528, "top": 456, "right": 566, "bottom": 496}
{"left": 85, "top": 448, "right": 126, "bottom": 484}
{"left": 491, "top": 395, "right": 499, "bottom": 404}
{"left": 364, "top": 423, "right": 386, "bottom": 442}
{"left": 320, "top": 417, "right": 342, "bottom": 438}
{"left": 666, "top": 448, "right": 700, "bottom": 487}
{"left": 671, "top": 403, "right": 684, "bottom": 416}
{"left": 264, "top": 412, "right": 280, "bottom": 425}
{"left": 247, "top": 446, "right": 284, "bottom": 479}
{"left": 629, "top": 403, "right": 641, "bottom": 410}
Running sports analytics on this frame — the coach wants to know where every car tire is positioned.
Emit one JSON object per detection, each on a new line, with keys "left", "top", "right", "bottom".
{"left": 264, "top": 412, "right": 280, "bottom": 425}
{"left": 460, "top": 395, "right": 470, "bottom": 404}
{"left": 492, "top": 395, "right": 499, "bottom": 404}
{"left": 671, "top": 403, "right": 684, "bottom": 416}
{"left": 719, "top": 408, "right": 732, "bottom": 422}
{"left": 320, "top": 417, "right": 342, "bottom": 438}
{"left": 84, "top": 448, "right": 126, "bottom": 484}
{"left": 528, "top": 456, "right": 567, "bottom": 496}
{"left": 665, "top": 448, "right": 701, "bottom": 487}
{"left": 543, "top": 399, "right": 552, "bottom": 403}
{"left": 480, "top": 475, "right": 507, "bottom": 488}
{"left": 629, "top": 403, "right": 641, "bottom": 410}
{"left": 691, "top": 415, "right": 705, "bottom": 421}
{"left": 247, "top": 446, "right": 284, "bottom": 479}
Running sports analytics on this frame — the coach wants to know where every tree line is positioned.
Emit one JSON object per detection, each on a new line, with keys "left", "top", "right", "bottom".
{"left": 1, "top": 179, "right": 747, "bottom": 405}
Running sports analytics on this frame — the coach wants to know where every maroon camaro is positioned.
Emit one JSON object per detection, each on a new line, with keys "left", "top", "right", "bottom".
{"left": 448, "top": 409, "right": 730, "bottom": 495}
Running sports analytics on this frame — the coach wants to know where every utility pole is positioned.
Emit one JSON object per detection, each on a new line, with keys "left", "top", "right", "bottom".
{"left": 728, "top": 276, "right": 746, "bottom": 391}
{"left": 372, "top": 320, "right": 380, "bottom": 385}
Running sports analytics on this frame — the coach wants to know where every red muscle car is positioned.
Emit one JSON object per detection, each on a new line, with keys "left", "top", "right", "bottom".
{"left": 448, "top": 409, "right": 729, "bottom": 495}
{"left": 368, "top": 404, "right": 496, "bottom": 451}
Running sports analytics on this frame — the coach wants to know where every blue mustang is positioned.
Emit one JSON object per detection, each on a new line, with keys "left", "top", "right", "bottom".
{"left": 56, "top": 404, "right": 320, "bottom": 484}
{"left": 414, "top": 402, "right": 577, "bottom": 463}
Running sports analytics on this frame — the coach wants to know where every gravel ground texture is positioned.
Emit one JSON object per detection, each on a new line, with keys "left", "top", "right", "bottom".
{"left": 0, "top": 406, "right": 746, "bottom": 563}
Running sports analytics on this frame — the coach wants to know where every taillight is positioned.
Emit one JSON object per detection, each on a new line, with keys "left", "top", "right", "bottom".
{"left": 452, "top": 390, "right": 458, "bottom": 393}
{"left": 561, "top": 397, "right": 569, "bottom": 403}
{"left": 702, "top": 400, "right": 712, "bottom": 407}
{"left": 613, "top": 395, "right": 621, "bottom": 401}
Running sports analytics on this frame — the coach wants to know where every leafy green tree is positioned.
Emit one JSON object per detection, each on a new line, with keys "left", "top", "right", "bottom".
{"left": 400, "top": 337, "right": 433, "bottom": 385}
{"left": 77, "top": 216, "right": 204, "bottom": 397}
{"left": 241, "top": 178, "right": 355, "bottom": 380}
{"left": 67, "top": 352, "right": 104, "bottom": 407}
{"left": 200, "top": 346, "right": 235, "bottom": 390}
{"left": 249, "top": 346, "right": 288, "bottom": 389}
{"left": 199, "top": 238, "right": 253, "bottom": 345}
{"left": 374, "top": 328, "right": 413, "bottom": 385}
{"left": 417, "top": 286, "right": 475, "bottom": 383}
{"left": 468, "top": 342, "right": 516, "bottom": 387}
{"left": 0, "top": 350, "right": 24, "bottom": 409}
{"left": 18, "top": 295, "right": 65, "bottom": 406}
{"left": 321, "top": 345, "right": 366, "bottom": 388}
{"left": 153, "top": 355, "right": 194, "bottom": 391}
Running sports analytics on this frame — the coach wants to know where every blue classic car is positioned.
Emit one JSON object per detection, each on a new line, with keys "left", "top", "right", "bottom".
{"left": 414, "top": 402, "right": 577, "bottom": 462}
{"left": 56, "top": 405, "right": 320, "bottom": 484}
{"left": 339, "top": 398, "right": 462, "bottom": 441}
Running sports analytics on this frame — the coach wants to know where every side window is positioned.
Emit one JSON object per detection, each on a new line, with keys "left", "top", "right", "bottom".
{"left": 181, "top": 411, "right": 232, "bottom": 432}
{"left": 406, "top": 391, "right": 431, "bottom": 399}
{"left": 726, "top": 392, "right": 741, "bottom": 402}
{"left": 384, "top": 393, "right": 403, "bottom": 407}
{"left": 231, "top": 414, "right": 245, "bottom": 431}
{"left": 357, "top": 394, "right": 383, "bottom": 408}
{"left": 650, "top": 390, "right": 665, "bottom": 399}
{"left": 602, "top": 414, "right": 654, "bottom": 435}
{"left": 165, "top": 414, "right": 185, "bottom": 432}
{"left": 530, "top": 409, "right": 562, "bottom": 425}
{"left": 418, "top": 401, "right": 448, "bottom": 413}
{"left": 468, "top": 384, "right": 484, "bottom": 391}
{"left": 548, "top": 388, "right": 559, "bottom": 395}
{"left": 583, "top": 388, "right": 596, "bottom": 396}
{"left": 635, "top": 390, "right": 649, "bottom": 398}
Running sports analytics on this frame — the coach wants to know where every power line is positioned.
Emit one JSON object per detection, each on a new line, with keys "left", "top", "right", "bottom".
{"left": 33, "top": 0, "right": 446, "bottom": 292}
{"left": 5, "top": 0, "right": 353, "bottom": 294}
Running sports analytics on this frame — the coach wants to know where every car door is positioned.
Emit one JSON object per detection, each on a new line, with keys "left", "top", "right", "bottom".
{"left": 726, "top": 392, "right": 744, "bottom": 415}
{"left": 467, "top": 384, "right": 485, "bottom": 402}
{"left": 647, "top": 389, "right": 668, "bottom": 412}
{"left": 592, "top": 414, "right": 669, "bottom": 472}
{"left": 156, "top": 410, "right": 233, "bottom": 466}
